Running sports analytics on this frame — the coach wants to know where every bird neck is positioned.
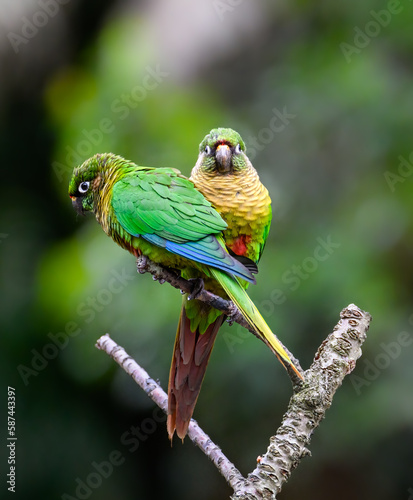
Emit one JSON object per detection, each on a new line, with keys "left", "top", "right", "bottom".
{"left": 94, "top": 165, "right": 125, "bottom": 235}
{"left": 190, "top": 160, "right": 264, "bottom": 202}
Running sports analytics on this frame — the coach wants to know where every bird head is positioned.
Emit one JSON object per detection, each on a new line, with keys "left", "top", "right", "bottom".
{"left": 68, "top": 153, "right": 116, "bottom": 214}
{"left": 198, "top": 128, "right": 247, "bottom": 175}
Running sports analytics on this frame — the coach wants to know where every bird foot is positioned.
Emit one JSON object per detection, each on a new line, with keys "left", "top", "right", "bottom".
{"left": 152, "top": 275, "right": 166, "bottom": 284}
{"left": 136, "top": 255, "right": 148, "bottom": 274}
{"left": 226, "top": 302, "right": 239, "bottom": 326}
{"left": 187, "top": 278, "right": 204, "bottom": 300}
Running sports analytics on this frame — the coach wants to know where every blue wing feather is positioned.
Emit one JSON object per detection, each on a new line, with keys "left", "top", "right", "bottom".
{"left": 141, "top": 234, "right": 255, "bottom": 284}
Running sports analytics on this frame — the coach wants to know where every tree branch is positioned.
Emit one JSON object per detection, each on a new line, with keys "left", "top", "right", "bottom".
{"left": 95, "top": 334, "right": 245, "bottom": 490}
{"left": 231, "top": 303, "right": 371, "bottom": 499}
{"left": 136, "top": 255, "right": 304, "bottom": 386}
{"left": 96, "top": 303, "right": 371, "bottom": 499}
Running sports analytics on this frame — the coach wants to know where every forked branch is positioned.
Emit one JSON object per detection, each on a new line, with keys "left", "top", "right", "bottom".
{"left": 96, "top": 282, "right": 371, "bottom": 499}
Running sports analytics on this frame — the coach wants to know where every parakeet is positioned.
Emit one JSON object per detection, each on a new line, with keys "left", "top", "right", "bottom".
{"left": 191, "top": 128, "right": 271, "bottom": 266}
{"left": 68, "top": 153, "right": 300, "bottom": 441}
{"left": 167, "top": 128, "right": 279, "bottom": 440}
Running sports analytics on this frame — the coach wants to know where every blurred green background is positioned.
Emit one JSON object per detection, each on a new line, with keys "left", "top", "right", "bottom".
{"left": 1, "top": 0, "right": 413, "bottom": 498}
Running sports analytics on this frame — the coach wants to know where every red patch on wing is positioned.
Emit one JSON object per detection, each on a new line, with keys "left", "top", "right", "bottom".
{"left": 229, "top": 234, "right": 252, "bottom": 257}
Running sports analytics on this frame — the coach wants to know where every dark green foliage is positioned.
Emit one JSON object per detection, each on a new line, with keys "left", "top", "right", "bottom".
{"left": 2, "top": 1, "right": 413, "bottom": 499}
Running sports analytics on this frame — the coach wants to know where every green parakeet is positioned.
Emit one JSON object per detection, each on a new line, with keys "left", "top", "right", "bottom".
{"left": 191, "top": 127, "right": 271, "bottom": 265}
{"left": 68, "top": 153, "right": 300, "bottom": 440}
{"left": 168, "top": 129, "right": 284, "bottom": 440}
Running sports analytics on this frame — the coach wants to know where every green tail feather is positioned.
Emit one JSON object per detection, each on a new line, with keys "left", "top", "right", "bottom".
{"left": 210, "top": 268, "right": 297, "bottom": 370}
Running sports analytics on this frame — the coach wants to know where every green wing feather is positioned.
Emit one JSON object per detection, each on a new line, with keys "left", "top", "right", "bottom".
{"left": 256, "top": 204, "right": 272, "bottom": 263}
{"left": 111, "top": 167, "right": 256, "bottom": 283}
{"left": 112, "top": 168, "right": 227, "bottom": 243}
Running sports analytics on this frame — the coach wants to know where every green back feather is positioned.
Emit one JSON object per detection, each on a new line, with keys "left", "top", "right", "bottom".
{"left": 111, "top": 168, "right": 227, "bottom": 243}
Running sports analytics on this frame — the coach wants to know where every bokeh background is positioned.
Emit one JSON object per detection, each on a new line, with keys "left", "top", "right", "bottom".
{"left": 1, "top": 1, "right": 413, "bottom": 499}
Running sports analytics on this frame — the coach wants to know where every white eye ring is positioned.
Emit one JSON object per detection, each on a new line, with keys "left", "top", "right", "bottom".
{"left": 235, "top": 144, "right": 242, "bottom": 154}
{"left": 78, "top": 181, "right": 90, "bottom": 194}
{"left": 204, "top": 145, "right": 211, "bottom": 155}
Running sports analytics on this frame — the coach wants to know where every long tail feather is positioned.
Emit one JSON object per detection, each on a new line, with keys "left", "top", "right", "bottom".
{"left": 167, "top": 306, "right": 225, "bottom": 440}
{"left": 211, "top": 269, "right": 302, "bottom": 379}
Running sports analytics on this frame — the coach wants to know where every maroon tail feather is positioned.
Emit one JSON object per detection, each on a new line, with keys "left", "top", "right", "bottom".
{"left": 167, "top": 307, "right": 225, "bottom": 440}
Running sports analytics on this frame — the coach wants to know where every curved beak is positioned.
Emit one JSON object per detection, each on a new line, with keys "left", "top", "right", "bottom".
{"left": 70, "top": 196, "right": 85, "bottom": 215}
{"left": 215, "top": 144, "right": 232, "bottom": 173}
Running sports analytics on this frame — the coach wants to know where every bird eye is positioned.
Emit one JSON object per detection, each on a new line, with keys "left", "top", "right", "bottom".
{"left": 235, "top": 144, "right": 242, "bottom": 154}
{"left": 78, "top": 181, "right": 90, "bottom": 194}
{"left": 204, "top": 145, "right": 211, "bottom": 155}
